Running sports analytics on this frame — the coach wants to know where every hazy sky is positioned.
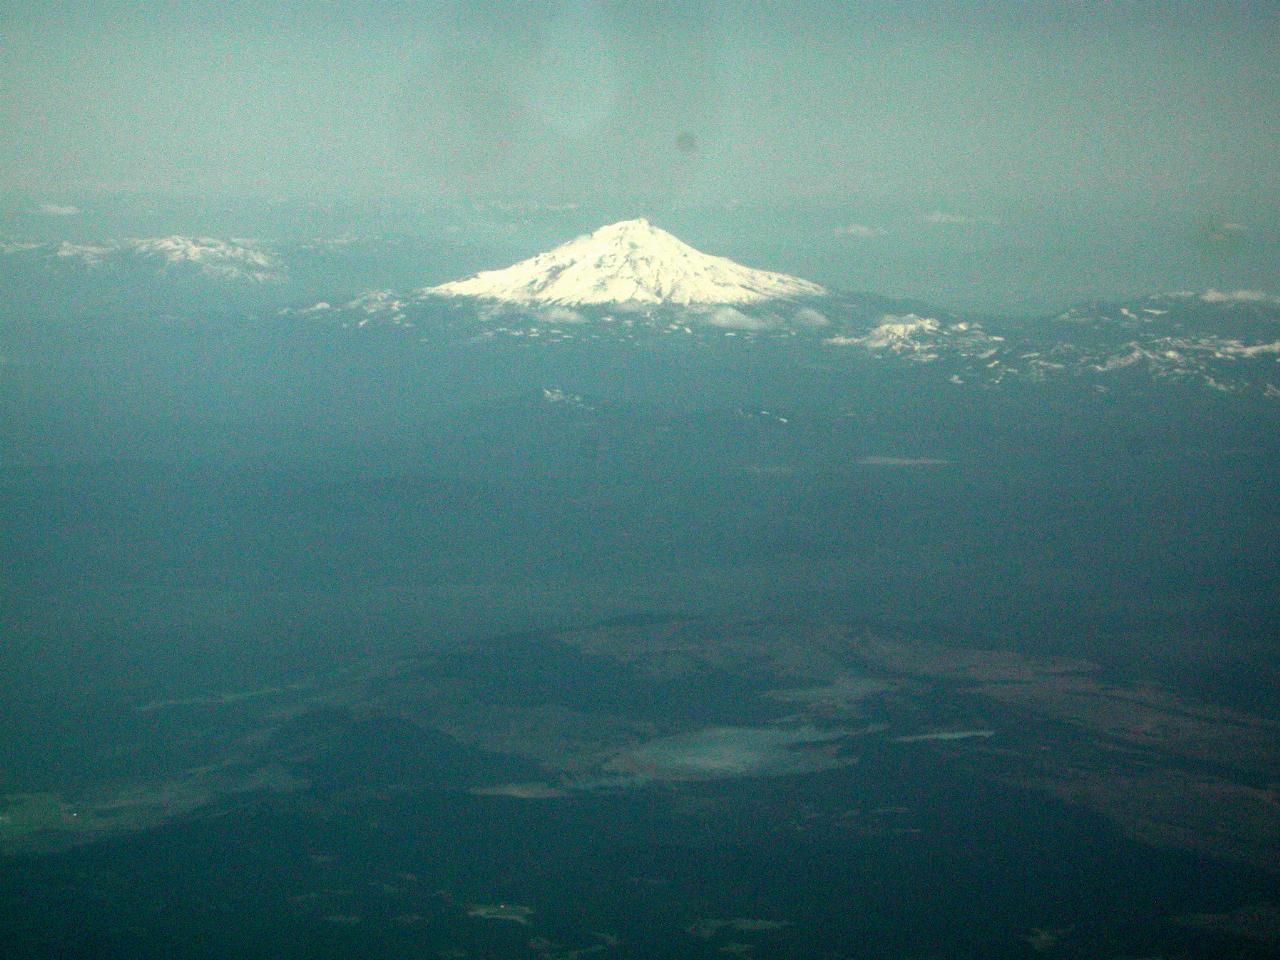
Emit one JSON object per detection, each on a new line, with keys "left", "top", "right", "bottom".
{"left": 2, "top": 0, "right": 1278, "bottom": 215}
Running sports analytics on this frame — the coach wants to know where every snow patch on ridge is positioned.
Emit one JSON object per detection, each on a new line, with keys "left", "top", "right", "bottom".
{"left": 53, "top": 236, "right": 282, "bottom": 282}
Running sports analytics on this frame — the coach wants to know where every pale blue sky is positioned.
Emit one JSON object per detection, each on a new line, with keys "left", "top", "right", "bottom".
{"left": 2, "top": 0, "right": 1277, "bottom": 217}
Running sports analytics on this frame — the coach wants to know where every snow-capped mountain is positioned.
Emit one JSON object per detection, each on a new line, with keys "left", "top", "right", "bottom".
{"left": 822, "top": 314, "right": 1006, "bottom": 363}
{"left": 426, "top": 218, "right": 826, "bottom": 305}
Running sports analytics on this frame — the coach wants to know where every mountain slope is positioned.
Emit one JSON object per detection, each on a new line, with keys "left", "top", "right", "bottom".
{"left": 426, "top": 218, "right": 826, "bottom": 305}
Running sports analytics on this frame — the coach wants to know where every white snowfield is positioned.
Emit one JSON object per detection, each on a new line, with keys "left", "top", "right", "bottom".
{"left": 426, "top": 218, "right": 826, "bottom": 305}
{"left": 851, "top": 314, "right": 940, "bottom": 348}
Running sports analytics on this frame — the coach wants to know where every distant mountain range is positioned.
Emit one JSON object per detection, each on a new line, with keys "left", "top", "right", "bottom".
{"left": 298, "top": 219, "right": 1280, "bottom": 399}
{"left": 5, "top": 235, "right": 285, "bottom": 283}
{"left": 3, "top": 222, "right": 1277, "bottom": 399}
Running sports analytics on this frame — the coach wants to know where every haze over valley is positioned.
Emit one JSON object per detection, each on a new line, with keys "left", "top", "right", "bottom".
{"left": 2, "top": 4, "right": 1278, "bottom": 958}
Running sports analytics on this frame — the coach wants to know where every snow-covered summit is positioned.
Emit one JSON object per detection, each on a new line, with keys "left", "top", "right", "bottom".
{"left": 426, "top": 218, "right": 826, "bottom": 305}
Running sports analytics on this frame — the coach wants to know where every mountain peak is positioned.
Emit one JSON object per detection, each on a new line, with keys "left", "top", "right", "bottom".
{"left": 427, "top": 219, "right": 825, "bottom": 306}
{"left": 579, "top": 217, "right": 668, "bottom": 247}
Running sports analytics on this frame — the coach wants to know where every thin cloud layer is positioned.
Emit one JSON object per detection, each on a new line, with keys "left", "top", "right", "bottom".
{"left": 704, "top": 307, "right": 772, "bottom": 331}
{"left": 1200, "top": 289, "right": 1272, "bottom": 303}
{"left": 792, "top": 307, "right": 829, "bottom": 327}
{"left": 834, "top": 223, "right": 882, "bottom": 238}
{"left": 922, "top": 211, "right": 998, "bottom": 226}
